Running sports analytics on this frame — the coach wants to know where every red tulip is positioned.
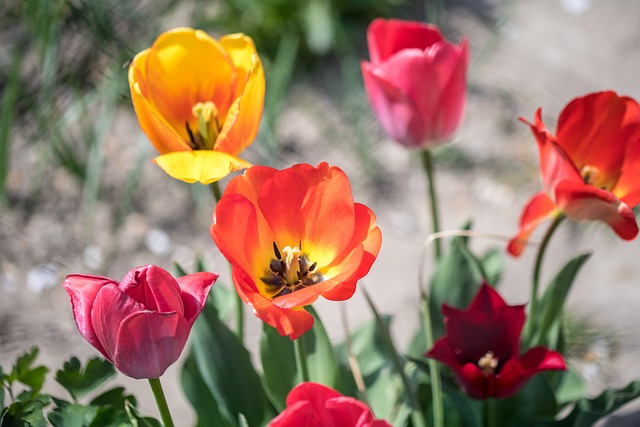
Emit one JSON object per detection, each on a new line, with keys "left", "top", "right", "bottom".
{"left": 63, "top": 265, "right": 217, "bottom": 379}
{"left": 508, "top": 91, "right": 640, "bottom": 256}
{"left": 426, "top": 283, "right": 566, "bottom": 399}
{"left": 268, "top": 382, "right": 392, "bottom": 427}
{"left": 361, "top": 18, "right": 468, "bottom": 148}
{"left": 211, "top": 163, "right": 381, "bottom": 340}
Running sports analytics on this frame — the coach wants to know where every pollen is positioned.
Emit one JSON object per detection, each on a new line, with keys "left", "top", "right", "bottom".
{"left": 478, "top": 351, "right": 499, "bottom": 376}
{"left": 185, "top": 101, "right": 221, "bottom": 150}
{"left": 260, "top": 242, "right": 323, "bottom": 298}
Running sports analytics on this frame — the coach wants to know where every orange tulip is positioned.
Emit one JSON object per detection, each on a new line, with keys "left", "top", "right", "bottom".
{"left": 508, "top": 91, "right": 640, "bottom": 256}
{"left": 128, "top": 28, "right": 265, "bottom": 184}
{"left": 210, "top": 163, "right": 382, "bottom": 339}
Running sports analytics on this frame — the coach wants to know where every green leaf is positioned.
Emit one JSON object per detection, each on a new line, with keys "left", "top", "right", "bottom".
{"left": 181, "top": 352, "right": 232, "bottom": 427}
{"left": 304, "top": 307, "right": 339, "bottom": 388}
{"left": 89, "top": 387, "right": 134, "bottom": 409}
{"left": 533, "top": 254, "right": 591, "bottom": 349}
{"left": 55, "top": 357, "right": 116, "bottom": 401}
{"left": 552, "top": 380, "right": 640, "bottom": 427}
{"left": 47, "top": 399, "right": 98, "bottom": 427}
{"left": 260, "top": 323, "right": 296, "bottom": 411}
{"left": 124, "top": 400, "right": 162, "bottom": 427}
{"left": 1, "top": 398, "right": 48, "bottom": 427}
{"left": 187, "top": 300, "right": 271, "bottom": 427}
{"left": 10, "top": 348, "right": 48, "bottom": 395}
{"left": 429, "top": 237, "right": 485, "bottom": 338}
{"left": 491, "top": 374, "right": 557, "bottom": 427}
{"left": 481, "top": 248, "right": 505, "bottom": 286}
{"left": 553, "top": 366, "right": 587, "bottom": 407}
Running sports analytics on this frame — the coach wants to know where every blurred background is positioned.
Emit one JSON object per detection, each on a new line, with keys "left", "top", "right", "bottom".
{"left": 1, "top": 0, "right": 640, "bottom": 424}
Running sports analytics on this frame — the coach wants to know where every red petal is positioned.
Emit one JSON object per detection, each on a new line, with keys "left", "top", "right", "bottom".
{"left": 495, "top": 347, "right": 566, "bottom": 398}
{"left": 326, "top": 397, "right": 374, "bottom": 426}
{"left": 367, "top": 18, "right": 444, "bottom": 64}
{"left": 556, "top": 91, "right": 639, "bottom": 187}
{"left": 114, "top": 310, "right": 190, "bottom": 379}
{"left": 555, "top": 180, "right": 638, "bottom": 240}
{"left": 251, "top": 295, "right": 314, "bottom": 340}
{"left": 62, "top": 275, "right": 117, "bottom": 360}
{"left": 614, "top": 137, "right": 640, "bottom": 204}
{"left": 268, "top": 401, "right": 313, "bottom": 427}
{"left": 458, "top": 363, "right": 492, "bottom": 399}
{"left": 176, "top": 272, "right": 218, "bottom": 326}
{"left": 507, "top": 192, "right": 558, "bottom": 257}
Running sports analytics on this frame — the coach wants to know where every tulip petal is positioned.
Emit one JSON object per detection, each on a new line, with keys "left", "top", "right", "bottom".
{"left": 144, "top": 28, "right": 237, "bottom": 126}
{"left": 269, "top": 401, "right": 312, "bottom": 427}
{"left": 119, "top": 265, "right": 184, "bottom": 316}
{"left": 62, "top": 275, "right": 117, "bottom": 360}
{"left": 214, "top": 34, "right": 265, "bottom": 156}
{"left": 154, "top": 150, "right": 252, "bottom": 185}
{"left": 556, "top": 91, "right": 640, "bottom": 187}
{"left": 252, "top": 296, "right": 314, "bottom": 340}
{"left": 362, "top": 61, "right": 426, "bottom": 147}
{"left": 367, "top": 18, "right": 444, "bottom": 64}
{"left": 507, "top": 192, "right": 558, "bottom": 257}
{"left": 326, "top": 397, "right": 374, "bottom": 426}
{"left": 458, "top": 363, "right": 492, "bottom": 399}
{"left": 114, "top": 310, "right": 190, "bottom": 379}
{"left": 496, "top": 347, "right": 565, "bottom": 398}
{"left": 555, "top": 180, "right": 638, "bottom": 240}
{"left": 91, "top": 284, "right": 145, "bottom": 364}
{"left": 176, "top": 272, "right": 218, "bottom": 326}
{"left": 614, "top": 139, "right": 640, "bottom": 205}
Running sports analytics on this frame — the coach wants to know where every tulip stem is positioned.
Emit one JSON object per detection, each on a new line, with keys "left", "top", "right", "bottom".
{"left": 148, "top": 378, "right": 174, "bottom": 427}
{"left": 294, "top": 334, "right": 310, "bottom": 383}
{"left": 421, "top": 149, "right": 442, "bottom": 261}
{"left": 483, "top": 398, "right": 495, "bottom": 427}
{"left": 210, "top": 181, "right": 245, "bottom": 342}
{"left": 421, "top": 293, "right": 444, "bottom": 427}
{"left": 526, "top": 214, "right": 564, "bottom": 345}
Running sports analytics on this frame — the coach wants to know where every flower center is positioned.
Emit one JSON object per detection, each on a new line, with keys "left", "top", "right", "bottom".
{"left": 260, "top": 242, "right": 323, "bottom": 298}
{"left": 185, "top": 101, "right": 221, "bottom": 150}
{"left": 580, "top": 165, "right": 608, "bottom": 189}
{"left": 478, "top": 351, "right": 499, "bottom": 376}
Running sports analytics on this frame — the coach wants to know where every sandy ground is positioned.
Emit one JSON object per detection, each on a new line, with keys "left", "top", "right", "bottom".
{"left": 2, "top": 0, "right": 640, "bottom": 424}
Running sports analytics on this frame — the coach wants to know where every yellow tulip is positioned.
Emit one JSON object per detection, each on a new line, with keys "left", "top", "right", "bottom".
{"left": 128, "top": 28, "right": 265, "bottom": 184}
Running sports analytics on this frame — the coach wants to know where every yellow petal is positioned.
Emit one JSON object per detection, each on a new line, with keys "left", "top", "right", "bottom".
{"left": 145, "top": 28, "right": 237, "bottom": 129}
{"left": 219, "top": 33, "right": 260, "bottom": 95}
{"left": 154, "top": 150, "right": 252, "bottom": 185}
{"left": 214, "top": 37, "right": 265, "bottom": 156}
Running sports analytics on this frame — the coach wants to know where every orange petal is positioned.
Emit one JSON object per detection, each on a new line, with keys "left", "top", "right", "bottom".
{"left": 252, "top": 296, "right": 314, "bottom": 340}
{"left": 153, "top": 150, "right": 251, "bottom": 184}
{"left": 507, "top": 192, "right": 558, "bottom": 257}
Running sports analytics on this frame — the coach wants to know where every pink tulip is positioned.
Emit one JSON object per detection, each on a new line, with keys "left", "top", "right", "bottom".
{"left": 361, "top": 18, "right": 468, "bottom": 148}
{"left": 63, "top": 265, "right": 217, "bottom": 379}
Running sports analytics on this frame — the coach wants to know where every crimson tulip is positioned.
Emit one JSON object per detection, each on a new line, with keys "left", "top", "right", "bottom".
{"left": 508, "top": 91, "right": 640, "bottom": 256}
{"left": 268, "top": 382, "right": 392, "bottom": 427}
{"left": 63, "top": 265, "right": 217, "bottom": 379}
{"left": 211, "top": 162, "right": 382, "bottom": 340}
{"left": 426, "top": 283, "right": 566, "bottom": 399}
{"left": 361, "top": 18, "right": 468, "bottom": 148}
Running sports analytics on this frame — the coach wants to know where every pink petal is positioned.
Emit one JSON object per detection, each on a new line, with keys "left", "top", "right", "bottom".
{"left": 62, "top": 274, "right": 117, "bottom": 359}
{"left": 176, "top": 272, "right": 218, "bottom": 325}
{"left": 119, "top": 265, "right": 184, "bottom": 316}
{"left": 114, "top": 310, "right": 190, "bottom": 379}
{"left": 367, "top": 18, "right": 444, "bottom": 64}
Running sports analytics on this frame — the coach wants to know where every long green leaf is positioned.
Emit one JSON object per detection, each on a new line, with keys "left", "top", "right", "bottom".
{"left": 187, "top": 300, "right": 271, "bottom": 427}
{"left": 260, "top": 324, "right": 296, "bottom": 411}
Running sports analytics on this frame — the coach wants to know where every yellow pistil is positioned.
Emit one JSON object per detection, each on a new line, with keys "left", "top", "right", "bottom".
{"left": 281, "top": 246, "right": 303, "bottom": 284}
{"left": 580, "top": 165, "right": 610, "bottom": 189}
{"left": 478, "top": 351, "right": 499, "bottom": 376}
{"left": 190, "top": 101, "right": 221, "bottom": 150}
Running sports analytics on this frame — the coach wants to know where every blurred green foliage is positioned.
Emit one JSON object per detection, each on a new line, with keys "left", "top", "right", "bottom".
{"left": 193, "top": 0, "right": 408, "bottom": 62}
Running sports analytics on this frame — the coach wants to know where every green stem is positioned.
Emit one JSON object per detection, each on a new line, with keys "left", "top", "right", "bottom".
{"left": 421, "top": 150, "right": 442, "bottom": 261}
{"left": 421, "top": 295, "right": 444, "bottom": 427}
{"left": 294, "top": 335, "right": 310, "bottom": 383}
{"left": 148, "top": 378, "right": 174, "bottom": 427}
{"left": 484, "top": 398, "right": 494, "bottom": 427}
{"left": 209, "top": 181, "right": 244, "bottom": 342}
{"left": 525, "top": 214, "right": 564, "bottom": 345}
{"left": 363, "top": 290, "right": 429, "bottom": 427}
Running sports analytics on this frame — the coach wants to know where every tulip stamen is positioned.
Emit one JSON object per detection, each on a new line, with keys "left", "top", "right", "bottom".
{"left": 261, "top": 242, "right": 324, "bottom": 298}
{"left": 191, "top": 101, "right": 221, "bottom": 150}
{"left": 478, "top": 351, "right": 499, "bottom": 376}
